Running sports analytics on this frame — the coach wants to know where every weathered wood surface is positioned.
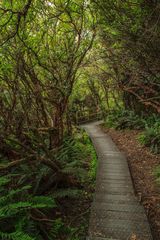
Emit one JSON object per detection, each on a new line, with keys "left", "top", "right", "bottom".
{"left": 83, "top": 122, "right": 153, "bottom": 240}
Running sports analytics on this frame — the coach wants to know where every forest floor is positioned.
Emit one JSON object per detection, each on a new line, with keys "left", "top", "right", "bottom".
{"left": 102, "top": 127, "right": 160, "bottom": 240}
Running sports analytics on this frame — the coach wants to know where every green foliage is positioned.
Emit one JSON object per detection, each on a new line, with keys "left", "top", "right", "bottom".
{"left": 0, "top": 175, "right": 56, "bottom": 240}
{"left": 0, "top": 231, "right": 35, "bottom": 240}
{"left": 76, "top": 130, "right": 97, "bottom": 181}
{"left": 105, "top": 109, "right": 144, "bottom": 130}
{"left": 89, "top": 149, "right": 97, "bottom": 181}
{"left": 0, "top": 1, "right": 95, "bottom": 212}
{"left": 87, "top": 141, "right": 98, "bottom": 181}
{"left": 154, "top": 166, "right": 160, "bottom": 183}
{"left": 105, "top": 109, "right": 160, "bottom": 154}
{"left": 143, "top": 114, "right": 160, "bottom": 128}
{"left": 138, "top": 120, "right": 160, "bottom": 154}
{"left": 57, "top": 135, "right": 88, "bottom": 181}
{"left": 0, "top": 127, "right": 96, "bottom": 240}
{"left": 56, "top": 130, "right": 97, "bottom": 182}
{"left": 93, "top": 0, "right": 160, "bottom": 114}
{"left": 57, "top": 136, "right": 86, "bottom": 165}
{"left": 51, "top": 218, "right": 80, "bottom": 240}
{"left": 53, "top": 189, "right": 82, "bottom": 199}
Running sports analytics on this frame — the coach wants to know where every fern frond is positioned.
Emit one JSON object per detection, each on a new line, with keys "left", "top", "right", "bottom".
{"left": 62, "top": 166, "right": 87, "bottom": 178}
{"left": 0, "top": 230, "right": 35, "bottom": 240}
{"left": 0, "top": 196, "right": 56, "bottom": 218}
{"left": 0, "top": 176, "right": 11, "bottom": 186}
{"left": 53, "top": 189, "right": 82, "bottom": 199}
{"left": 31, "top": 196, "right": 56, "bottom": 208}
{"left": 0, "top": 185, "right": 32, "bottom": 206}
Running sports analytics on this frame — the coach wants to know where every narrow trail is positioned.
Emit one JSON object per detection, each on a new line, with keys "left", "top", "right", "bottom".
{"left": 83, "top": 121, "right": 153, "bottom": 240}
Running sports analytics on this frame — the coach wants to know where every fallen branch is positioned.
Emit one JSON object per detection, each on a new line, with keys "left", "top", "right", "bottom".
{"left": 0, "top": 155, "right": 60, "bottom": 172}
{"left": 0, "top": 157, "right": 32, "bottom": 171}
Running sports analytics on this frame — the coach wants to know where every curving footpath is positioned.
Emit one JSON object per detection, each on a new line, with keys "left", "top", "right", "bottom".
{"left": 83, "top": 122, "right": 153, "bottom": 240}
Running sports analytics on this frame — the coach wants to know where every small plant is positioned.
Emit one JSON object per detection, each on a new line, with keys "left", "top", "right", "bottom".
{"left": 154, "top": 166, "right": 160, "bottom": 183}
{"left": 105, "top": 109, "right": 160, "bottom": 154}
{"left": 105, "top": 109, "right": 144, "bottom": 130}
{"left": 138, "top": 121, "right": 160, "bottom": 154}
{"left": 51, "top": 218, "right": 81, "bottom": 240}
{"left": 88, "top": 143, "right": 97, "bottom": 181}
{"left": 57, "top": 130, "right": 98, "bottom": 183}
{"left": 138, "top": 133, "right": 146, "bottom": 145}
{"left": 76, "top": 130, "right": 97, "bottom": 181}
{"left": 56, "top": 134, "right": 88, "bottom": 182}
{"left": 0, "top": 175, "right": 56, "bottom": 240}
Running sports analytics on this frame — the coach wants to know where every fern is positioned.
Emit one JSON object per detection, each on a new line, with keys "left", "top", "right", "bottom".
{"left": 0, "top": 175, "right": 56, "bottom": 240}
{"left": 154, "top": 166, "right": 160, "bottom": 182}
{"left": 105, "top": 109, "right": 144, "bottom": 130}
{"left": 138, "top": 122, "right": 160, "bottom": 153}
{"left": 0, "top": 230, "right": 35, "bottom": 240}
{"left": 53, "top": 189, "right": 82, "bottom": 199}
{"left": 0, "top": 176, "right": 11, "bottom": 186}
{"left": 31, "top": 196, "right": 56, "bottom": 208}
{"left": 0, "top": 130, "right": 96, "bottom": 240}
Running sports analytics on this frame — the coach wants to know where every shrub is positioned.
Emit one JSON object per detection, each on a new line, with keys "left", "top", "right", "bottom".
{"left": 138, "top": 121, "right": 160, "bottom": 154}
{"left": 58, "top": 130, "right": 97, "bottom": 182}
{"left": 105, "top": 109, "right": 144, "bottom": 130}
{"left": 154, "top": 166, "right": 160, "bottom": 183}
{"left": 105, "top": 109, "right": 160, "bottom": 154}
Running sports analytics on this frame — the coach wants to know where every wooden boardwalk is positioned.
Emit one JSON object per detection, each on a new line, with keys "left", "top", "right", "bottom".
{"left": 83, "top": 122, "right": 153, "bottom": 240}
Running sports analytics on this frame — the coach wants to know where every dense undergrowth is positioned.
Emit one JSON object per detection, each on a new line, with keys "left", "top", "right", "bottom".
{"left": 0, "top": 128, "right": 97, "bottom": 240}
{"left": 104, "top": 109, "right": 160, "bottom": 154}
